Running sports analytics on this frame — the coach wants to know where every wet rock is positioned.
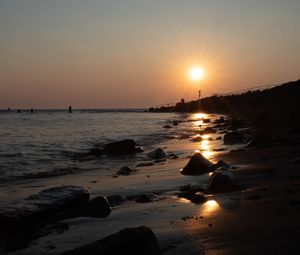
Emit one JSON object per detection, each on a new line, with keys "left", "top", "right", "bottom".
{"left": 0, "top": 186, "right": 89, "bottom": 233}
{"left": 216, "top": 136, "right": 222, "bottom": 140}
{"left": 210, "top": 160, "right": 230, "bottom": 171}
{"left": 224, "top": 132, "right": 245, "bottom": 145}
{"left": 168, "top": 153, "right": 179, "bottom": 159}
{"left": 191, "top": 192, "right": 207, "bottom": 204}
{"left": 163, "top": 125, "right": 172, "bottom": 129}
{"left": 147, "top": 148, "right": 166, "bottom": 160}
{"left": 202, "top": 118, "right": 211, "bottom": 123}
{"left": 61, "top": 226, "right": 162, "bottom": 255}
{"left": 201, "top": 127, "right": 216, "bottom": 134}
{"left": 88, "top": 147, "right": 104, "bottom": 156}
{"left": 78, "top": 196, "right": 111, "bottom": 218}
{"left": 106, "top": 195, "right": 125, "bottom": 207}
{"left": 213, "top": 117, "right": 226, "bottom": 124}
{"left": 207, "top": 170, "right": 241, "bottom": 193}
{"left": 178, "top": 134, "right": 190, "bottom": 139}
{"left": 178, "top": 184, "right": 205, "bottom": 200}
{"left": 135, "top": 193, "right": 158, "bottom": 203}
{"left": 190, "top": 136, "right": 202, "bottom": 142}
{"left": 135, "top": 162, "right": 155, "bottom": 167}
{"left": 104, "top": 139, "right": 136, "bottom": 155}
{"left": 116, "top": 166, "right": 135, "bottom": 176}
{"left": 172, "top": 120, "right": 179, "bottom": 126}
{"left": 181, "top": 152, "right": 213, "bottom": 175}
{"left": 135, "top": 146, "right": 144, "bottom": 153}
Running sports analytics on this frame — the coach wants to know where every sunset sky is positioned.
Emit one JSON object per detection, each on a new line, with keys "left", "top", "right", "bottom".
{"left": 1, "top": 0, "right": 299, "bottom": 108}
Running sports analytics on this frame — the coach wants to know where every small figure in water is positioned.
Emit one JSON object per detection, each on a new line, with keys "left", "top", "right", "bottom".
{"left": 17, "top": 109, "right": 21, "bottom": 113}
{"left": 69, "top": 106, "right": 72, "bottom": 113}
{"left": 30, "top": 108, "right": 34, "bottom": 114}
{"left": 7, "top": 108, "right": 10, "bottom": 111}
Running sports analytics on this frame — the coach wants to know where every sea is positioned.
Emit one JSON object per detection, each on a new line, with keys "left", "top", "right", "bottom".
{"left": 0, "top": 109, "right": 192, "bottom": 184}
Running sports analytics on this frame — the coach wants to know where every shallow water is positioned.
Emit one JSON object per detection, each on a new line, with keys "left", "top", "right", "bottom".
{"left": 0, "top": 109, "right": 191, "bottom": 182}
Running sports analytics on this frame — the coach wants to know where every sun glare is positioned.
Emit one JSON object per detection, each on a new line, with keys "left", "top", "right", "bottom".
{"left": 189, "top": 67, "right": 204, "bottom": 81}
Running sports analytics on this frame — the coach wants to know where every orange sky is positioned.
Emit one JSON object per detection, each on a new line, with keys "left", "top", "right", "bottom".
{"left": 0, "top": 0, "right": 299, "bottom": 108}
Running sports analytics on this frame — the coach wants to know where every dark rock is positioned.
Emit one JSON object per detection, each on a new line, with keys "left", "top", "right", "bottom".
{"left": 178, "top": 134, "right": 190, "bottom": 139}
{"left": 135, "top": 162, "right": 155, "bottom": 167}
{"left": 201, "top": 127, "right": 216, "bottom": 134}
{"left": 207, "top": 170, "right": 241, "bottom": 193}
{"left": 190, "top": 135, "right": 202, "bottom": 142}
{"left": 168, "top": 153, "right": 179, "bottom": 159}
{"left": 0, "top": 186, "right": 89, "bottom": 233}
{"left": 172, "top": 120, "right": 179, "bottom": 126}
{"left": 181, "top": 152, "right": 213, "bottom": 175}
{"left": 135, "top": 146, "right": 144, "bottom": 153}
{"left": 116, "top": 166, "right": 135, "bottom": 176}
{"left": 147, "top": 148, "right": 166, "bottom": 160}
{"left": 210, "top": 160, "right": 230, "bottom": 171}
{"left": 163, "top": 125, "right": 172, "bottom": 129}
{"left": 202, "top": 118, "right": 211, "bottom": 123}
{"left": 88, "top": 147, "right": 104, "bottom": 156}
{"left": 61, "top": 226, "right": 162, "bottom": 255}
{"left": 224, "top": 132, "right": 245, "bottom": 145}
{"left": 106, "top": 195, "right": 125, "bottom": 207}
{"left": 213, "top": 117, "right": 226, "bottom": 124}
{"left": 178, "top": 184, "right": 205, "bottom": 200}
{"left": 135, "top": 193, "right": 158, "bottom": 203}
{"left": 104, "top": 139, "right": 136, "bottom": 155}
{"left": 191, "top": 192, "right": 207, "bottom": 204}
{"left": 216, "top": 136, "right": 222, "bottom": 140}
{"left": 79, "top": 196, "right": 111, "bottom": 218}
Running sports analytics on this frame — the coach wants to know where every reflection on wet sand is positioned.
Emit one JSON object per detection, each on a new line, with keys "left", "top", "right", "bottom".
{"left": 200, "top": 138, "right": 214, "bottom": 158}
{"left": 201, "top": 199, "right": 220, "bottom": 215}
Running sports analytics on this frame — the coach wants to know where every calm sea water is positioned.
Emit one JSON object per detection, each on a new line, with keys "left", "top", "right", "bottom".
{"left": 0, "top": 109, "right": 188, "bottom": 183}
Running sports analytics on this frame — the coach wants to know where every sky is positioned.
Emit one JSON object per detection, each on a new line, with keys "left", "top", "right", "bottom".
{"left": 0, "top": 0, "right": 299, "bottom": 108}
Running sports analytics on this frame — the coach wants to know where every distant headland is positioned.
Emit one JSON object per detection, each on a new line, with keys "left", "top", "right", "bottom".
{"left": 149, "top": 79, "right": 300, "bottom": 114}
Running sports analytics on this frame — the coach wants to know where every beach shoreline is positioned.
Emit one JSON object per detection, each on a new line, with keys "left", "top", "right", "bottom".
{"left": 1, "top": 112, "right": 300, "bottom": 255}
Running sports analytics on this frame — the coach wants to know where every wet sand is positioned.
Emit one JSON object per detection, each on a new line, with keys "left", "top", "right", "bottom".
{"left": 2, "top": 114, "right": 300, "bottom": 255}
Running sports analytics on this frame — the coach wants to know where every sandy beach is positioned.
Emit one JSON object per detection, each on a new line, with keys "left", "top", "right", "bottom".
{"left": 1, "top": 112, "right": 299, "bottom": 255}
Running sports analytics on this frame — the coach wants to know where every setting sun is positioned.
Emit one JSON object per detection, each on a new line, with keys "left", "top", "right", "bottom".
{"left": 189, "top": 67, "right": 205, "bottom": 81}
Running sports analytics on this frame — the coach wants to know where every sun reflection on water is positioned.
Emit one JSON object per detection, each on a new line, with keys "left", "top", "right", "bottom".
{"left": 194, "top": 113, "right": 205, "bottom": 120}
{"left": 199, "top": 138, "right": 214, "bottom": 158}
{"left": 201, "top": 200, "right": 220, "bottom": 215}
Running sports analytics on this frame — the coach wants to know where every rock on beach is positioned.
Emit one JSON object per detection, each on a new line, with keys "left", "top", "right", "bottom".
{"left": 181, "top": 152, "right": 213, "bottom": 175}
{"left": 104, "top": 139, "right": 136, "bottom": 155}
{"left": 0, "top": 185, "right": 111, "bottom": 235}
{"left": 60, "top": 226, "right": 163, "bottom": 255}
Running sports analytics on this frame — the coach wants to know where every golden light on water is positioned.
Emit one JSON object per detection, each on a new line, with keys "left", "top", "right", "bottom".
{"left": 194, "top": 113, "right": 205, "bottom": 119}
{"left": 189, "top": 67, "right": 205, "bottom": 81}
{"left": 201, "top": 134, "right": 210, "bottom": 140}
{"left": 202, "top": 200, "right": 220, "bottom": 215}
{"left": 200, "top": 137, "right": 214, "bottom": 158}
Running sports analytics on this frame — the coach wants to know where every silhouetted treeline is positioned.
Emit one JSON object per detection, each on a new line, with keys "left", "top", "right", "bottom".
{"left": 149, "top": 80, "right": 300, "bottom": 114}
